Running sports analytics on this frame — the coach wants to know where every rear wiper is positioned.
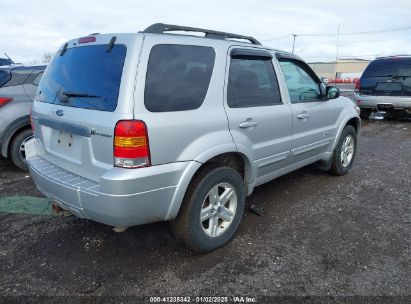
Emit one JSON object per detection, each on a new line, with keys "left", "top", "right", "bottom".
{"left": 62, "top": 91, "right": 101, "bottom": 98}
{"left": 391, "top": 75, "right": 411, "bottom": 78}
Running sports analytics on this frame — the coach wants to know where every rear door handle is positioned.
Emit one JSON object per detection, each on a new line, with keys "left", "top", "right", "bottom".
{"left": 297, "top": 112, "right": 311, "bottom": 120}
{"left": 239, "top": 119, "right": 259, "bottom": 129}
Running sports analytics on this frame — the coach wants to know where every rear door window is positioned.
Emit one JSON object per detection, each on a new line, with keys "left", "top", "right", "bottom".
{"left": 228, "top": 57, "right": 282, "bottom": 107}
{"left": 144, "top": 44, "right": 215, "bottom": 112}
{"left": 38, "top": 44, "right": 126, "bottom": 112}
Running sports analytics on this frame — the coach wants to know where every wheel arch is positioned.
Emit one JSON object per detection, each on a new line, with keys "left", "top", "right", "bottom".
{"left": 332, "top": 115, "right": 360, "bottom": 151}
{"left": 164, "top": 149, "right": 255, "bottom": 221}
{"left": 0, "top": 115, "right": 31, "bottom": 158}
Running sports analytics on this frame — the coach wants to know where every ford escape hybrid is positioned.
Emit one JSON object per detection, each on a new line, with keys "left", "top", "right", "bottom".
{"left": 26, "top": 24, "right": 360, "bottom": 252}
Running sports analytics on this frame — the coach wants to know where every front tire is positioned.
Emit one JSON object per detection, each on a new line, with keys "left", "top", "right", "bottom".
{"left": 10, "top": 129, "right": 33, "bottom": 171}
{"left": 172, "top": 166, "right": 245, "bottom": 253}
{"left": 329, "top": 125, "right": 357, "bottom": 176}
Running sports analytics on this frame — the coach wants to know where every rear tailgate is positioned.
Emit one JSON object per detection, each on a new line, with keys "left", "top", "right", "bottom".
{"left": 360, "top": 58, "right": 411, "bottom": 96}
{"left": 32, "top": 34, "right": 143, "bottom": 182}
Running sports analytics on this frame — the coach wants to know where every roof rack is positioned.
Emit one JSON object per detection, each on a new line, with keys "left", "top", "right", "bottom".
{"left": 142, "top": 23, "right": 261, "bottom": 45}
{"left": 376, "top": 54, "right": 411, "bottom": 59}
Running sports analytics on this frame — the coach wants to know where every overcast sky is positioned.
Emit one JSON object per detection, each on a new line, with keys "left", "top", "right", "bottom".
{"left": 1, "top": 0, "right": 411, "bottom": 64}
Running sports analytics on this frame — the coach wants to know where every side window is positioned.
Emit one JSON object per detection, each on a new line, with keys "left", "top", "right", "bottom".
{"left": 32, "top": 72, "right": 44, "bottom": 86}
{"left": 23, "top": 71, "right": 44, "bottom": 86}
{"left": 2, "top": 70, "right": 30, "bottom": 88}
{"left": 144, "top": 44, "right": 215, "bottom": 112}
{"left": 279, "top": 60, "right": 322, "bottom": 103}
{"left": 228, "top": 58, "right": 282, "bottom": 107}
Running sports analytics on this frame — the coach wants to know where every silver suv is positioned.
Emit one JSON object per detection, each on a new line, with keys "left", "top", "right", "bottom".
{"left": 26, "top": 24, "right": 360, "bottom": 252}
{"left": 0, "top": 64, "right": 46, "bottom": 170}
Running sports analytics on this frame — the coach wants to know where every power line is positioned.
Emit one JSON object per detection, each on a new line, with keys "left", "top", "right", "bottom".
{"left": 261, "top": 34, "right": 290, "bottom": 42}
{"left": 261, "top": 25, "right": 411, "bottom": 41}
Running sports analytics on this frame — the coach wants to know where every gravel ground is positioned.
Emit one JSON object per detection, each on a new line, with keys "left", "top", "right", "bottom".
{"left": 0, "top": 119, "right": 410, "bottom": 302}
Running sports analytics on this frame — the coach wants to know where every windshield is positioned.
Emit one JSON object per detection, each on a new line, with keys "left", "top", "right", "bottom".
{"left": 362, "top": 58, "right": 411, "bottom": 77}
{"left": 37, "top": 44, "right": 126, "bottom": 111}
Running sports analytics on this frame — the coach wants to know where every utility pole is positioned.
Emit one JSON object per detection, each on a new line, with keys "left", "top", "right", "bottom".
{"left": 335, "top": 24, "right": 340, "bottom": 80}
{"left": 291, "top": 34, "right": 298, "bottom": 54}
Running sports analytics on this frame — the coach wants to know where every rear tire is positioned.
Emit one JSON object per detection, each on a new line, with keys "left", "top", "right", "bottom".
{"left": 171, "top": 166, "right": 245, "bottom": 253}
{"left": 360, "top": 108, "right": 371, "bottom": 120}
{"left": 329, "top": 125, "right": 357, "bottom": 176}
{"left": 10, "top": 129, "right": 33, "bottom": 171}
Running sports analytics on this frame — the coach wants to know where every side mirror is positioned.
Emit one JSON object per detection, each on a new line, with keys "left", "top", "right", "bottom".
{"left": 326, "top": 86, "right": 340, "bottom": 99}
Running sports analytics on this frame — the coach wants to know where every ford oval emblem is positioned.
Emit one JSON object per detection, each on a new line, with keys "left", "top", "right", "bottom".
{"left": 56, "top": 109, "right": 64, "bottom": 116}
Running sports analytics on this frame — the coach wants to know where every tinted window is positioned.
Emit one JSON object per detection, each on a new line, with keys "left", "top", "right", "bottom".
{"left": 0, "top": 58, "right": 12, "bottom": 66}
{"left": 228, "top": 58, "right": 282, "bottom": 107}
{"left": 144, "top": 45, "right": 215, "bottom": 112}
{"left": 23, "top": 70, "right": 44, "bottom": 86}
{"left": 2, "top": 69, "right": 30, "bottom": 88}
{"left": 279, "top": 60, "right": 321, "bottom": 103}
{"left": 32, "top": 72, "right": 44, "bottom": 86}
{"left": 0, "top": 70, "right": 11, "bottom": 87}
{"left": 363, "top": 58, "right": 411, "bottom": 77}
{"left": 38, "top": 45, "right": 126, "bottom": 112}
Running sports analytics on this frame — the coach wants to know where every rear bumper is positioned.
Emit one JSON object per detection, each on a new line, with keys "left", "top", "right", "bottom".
{"left": 26, "top": 138, "right": 192, "bottom": 227}
{"left": 354, "top": 93, "right": 411, "bottom": 110}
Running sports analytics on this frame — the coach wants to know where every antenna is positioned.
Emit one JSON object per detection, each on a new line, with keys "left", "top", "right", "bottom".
{"left": 4, "top": 52, "right": 14, "bottom": 64}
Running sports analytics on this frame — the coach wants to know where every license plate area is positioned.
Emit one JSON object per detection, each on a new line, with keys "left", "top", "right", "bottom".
{"left": 375, "top": 82, "right": 402, "bottom": 92}
{"left": 48, "top": 129, "right": 82, "bottom": 162}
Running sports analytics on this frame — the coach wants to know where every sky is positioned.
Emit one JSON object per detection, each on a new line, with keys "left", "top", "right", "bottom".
{"left": 1, "top": 0, "right": 411, "bottom": 64}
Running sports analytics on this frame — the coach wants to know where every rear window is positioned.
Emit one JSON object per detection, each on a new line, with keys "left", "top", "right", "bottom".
{"left": 38, "top": 44, "right": 126, "bottom": 112}
{"left": 144, "top": 44, "right": 215, "bottom": 112}
{"left": 363, "top": 58, "right": 411, "bottom": 77}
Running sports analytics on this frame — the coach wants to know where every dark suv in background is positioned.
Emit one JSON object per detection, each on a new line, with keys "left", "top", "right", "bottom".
{"left": 0, "top": 58, "right": 13, "bottom": 66}
{"left": 355, "top": 55, "right": 411, "bottom": 119}
{"left": 0, "top": 64, "right": 46, "bottom": 170}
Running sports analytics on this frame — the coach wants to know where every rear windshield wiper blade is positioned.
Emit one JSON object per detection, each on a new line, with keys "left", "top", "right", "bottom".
{"left": 390, "top": 75, "right": 411, "bottom": 78}
{"left": 62, "top": 91, "right": 101, "bottom": 98}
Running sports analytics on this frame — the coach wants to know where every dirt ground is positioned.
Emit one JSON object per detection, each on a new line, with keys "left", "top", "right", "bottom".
{"left": 0, "top": 118, "right": 410, "bottom": 302}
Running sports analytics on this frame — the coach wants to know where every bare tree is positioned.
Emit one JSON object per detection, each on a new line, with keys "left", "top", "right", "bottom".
{"left": 42, "top": 52, "right": 54, "bottom": 63}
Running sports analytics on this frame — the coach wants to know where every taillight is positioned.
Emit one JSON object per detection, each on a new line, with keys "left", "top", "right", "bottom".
{"left": 114, "top": 120, "right": 151, "bottom": 168}
{"left": 30, "top": 107, "right": 35, "bottom": 132}
{"left": 0, "top": 97, "right": 13, "bottom": 108}
{"left": 355, "top": 79, "right": 361, "bottom": 91}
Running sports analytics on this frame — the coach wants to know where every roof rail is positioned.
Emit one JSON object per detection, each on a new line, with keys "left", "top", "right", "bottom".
{"left": 142, "top": 23, "right": 261, "bottom": 45}
{"left": 376, "top": 54, "right": 411, "bottom": 59}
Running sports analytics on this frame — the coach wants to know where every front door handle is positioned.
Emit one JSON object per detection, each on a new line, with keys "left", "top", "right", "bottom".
{"left": 297, "top": 112, "right": 311, "bottom": 120}
{"left": 239, "top": 119, "right": 259, "bottom": 129}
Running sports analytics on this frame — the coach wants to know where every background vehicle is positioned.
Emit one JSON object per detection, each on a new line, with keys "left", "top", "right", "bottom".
{"left": 26, "top": 24, "right": 360, "bottom": 252}
{"left": 0, "top": 64, "right": 46, "bottom": 170}
{"left": 0, "top": 58, "right": 13, "bottom": 66}
{"left": 355, "top": 55, "right": 411, "bottom": 119}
